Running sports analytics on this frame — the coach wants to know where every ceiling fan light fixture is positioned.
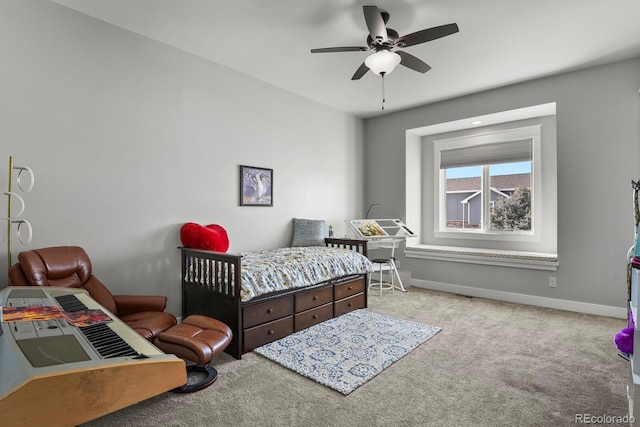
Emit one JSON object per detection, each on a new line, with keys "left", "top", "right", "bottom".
{"left": 365, "top": 49, "right": 401, "bottom": 76}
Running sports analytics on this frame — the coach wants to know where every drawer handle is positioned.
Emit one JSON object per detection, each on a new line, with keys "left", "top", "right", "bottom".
{"left": 348, "top": 286, "right": 353, "bottom": 290}
{"left": 348, "top": 303, "right": 353, "bottom": 307}
{"left": 313, "top": 296, "right": 318, "bottom": 300}
{"left": 267, "top": 308, "right": 273, "bottom": 314}
{"left": 268, "top": 330, "right": 274, "bottom": 335}
{"left": 313, "top": 314, "right": 318, "bottom": 319}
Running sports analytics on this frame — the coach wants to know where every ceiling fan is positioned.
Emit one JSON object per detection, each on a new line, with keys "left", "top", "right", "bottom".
{"left": 311, "top": 5, "right": 459, "bottom": 81}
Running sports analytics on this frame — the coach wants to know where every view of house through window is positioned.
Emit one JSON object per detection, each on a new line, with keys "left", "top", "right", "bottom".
{"left": 436, "top": 127, "right": 536, "bottom": 238}
{"left": 444, "top": 161, "right": 531, "bottom": 232}
{"left": 444, "top": 165, "right": 481, "bottom": 229}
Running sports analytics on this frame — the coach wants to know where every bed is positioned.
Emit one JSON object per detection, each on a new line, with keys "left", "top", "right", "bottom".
{"left": 180, "top": 237, "right": 371, "bottom": 359}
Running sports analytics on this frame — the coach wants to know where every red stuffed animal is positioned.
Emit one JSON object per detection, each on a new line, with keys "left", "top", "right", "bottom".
{"left": 180, "top": 222, "right": 229, "bottom": 253}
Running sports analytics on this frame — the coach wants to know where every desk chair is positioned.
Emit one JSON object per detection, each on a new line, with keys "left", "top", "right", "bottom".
{"left": 367, "top": 238, "right": 407, "bottom": 294}
{"left": 369, "top": 258, "right": 395, "bottom": 295}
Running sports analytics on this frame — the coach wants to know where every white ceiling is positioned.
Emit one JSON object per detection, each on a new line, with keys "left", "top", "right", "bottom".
{"left": 50, "top": 0, "right": 640, "bottom": 118}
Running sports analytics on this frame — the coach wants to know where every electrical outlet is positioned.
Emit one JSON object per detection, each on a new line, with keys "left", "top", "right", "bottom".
{"left": 548, "top": 277, "right": 557, "bottom": 288}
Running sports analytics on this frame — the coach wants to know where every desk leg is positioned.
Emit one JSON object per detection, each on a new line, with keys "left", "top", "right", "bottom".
{"left": 389, "top": 259, "right": 407, "bottom": 292}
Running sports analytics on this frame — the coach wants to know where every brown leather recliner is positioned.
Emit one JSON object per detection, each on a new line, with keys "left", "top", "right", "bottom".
{"left": 8, "top": 246, "right": 177, "bottom": 341}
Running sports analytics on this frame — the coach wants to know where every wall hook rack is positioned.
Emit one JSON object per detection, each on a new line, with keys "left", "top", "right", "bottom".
{"left": 5, "top": 156, "right": 34, "bottom": 273}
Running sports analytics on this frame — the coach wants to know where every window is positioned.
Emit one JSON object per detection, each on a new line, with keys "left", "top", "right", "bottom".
{"left": 443, "top": 163, "right": 532, "bottom": 232}
{"left": 404, "top": 103, "right": 557, "bottom": 269}
{"left": 434, "top": 126, "right": 541, "bottom": 243}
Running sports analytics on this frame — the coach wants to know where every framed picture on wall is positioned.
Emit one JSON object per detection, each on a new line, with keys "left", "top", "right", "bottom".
{"left": 240, "top": 165, "right": 273, "bottom": 206}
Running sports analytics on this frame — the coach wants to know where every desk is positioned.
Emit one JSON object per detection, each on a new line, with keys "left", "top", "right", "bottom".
{"left": 346, "top": 218, "right": 417, "bottom": 294}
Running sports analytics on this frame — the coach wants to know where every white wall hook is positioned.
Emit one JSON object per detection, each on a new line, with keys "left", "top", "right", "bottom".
{"left": 3, "top": 192, "right": 25, "bottom": 218}
{"left": 13, "top": 219, "right": 32, "bottom": 244}
{"left": 14, "top": 166, "right": 35, "bottom": 192}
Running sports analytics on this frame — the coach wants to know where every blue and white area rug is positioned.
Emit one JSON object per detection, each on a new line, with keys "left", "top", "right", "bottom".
{"left": 254, "top": 309, "right": 441, "bottom": 395}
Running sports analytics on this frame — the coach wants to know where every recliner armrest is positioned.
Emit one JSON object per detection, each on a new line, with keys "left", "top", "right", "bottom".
{"left": 113, "top": 295, "right": 168, "bottom": 317}
{"left": 8, "top": 264, "right": 29, "bottom": 286}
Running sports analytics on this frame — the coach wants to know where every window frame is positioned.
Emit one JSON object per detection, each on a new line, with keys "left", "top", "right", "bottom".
{"left": 433, "top": 125, "right": 542, "bottom": 243}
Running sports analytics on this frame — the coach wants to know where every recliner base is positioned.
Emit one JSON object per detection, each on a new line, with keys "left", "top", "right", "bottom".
{"left": 172, "top": 365, "right": 218, "bottom": 393}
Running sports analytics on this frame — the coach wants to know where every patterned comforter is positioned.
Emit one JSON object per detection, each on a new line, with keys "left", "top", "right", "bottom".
{"left": 240, "top": 246, "right": 373, "bottom": 302}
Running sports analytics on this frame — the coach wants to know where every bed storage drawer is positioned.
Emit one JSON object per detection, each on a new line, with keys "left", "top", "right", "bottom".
{"left": 243, "top": 295, "right": 294, "bottom": 329}
{"left": 294, "top": 302, "right": 333, "bottom": 332}
{"left": 295, "top": 285, "right": 333, "bottom": 313}
{"left": 334, "top": 277, "right": 365, "bottom": 300}
{"left": 243, "top": 315, "right": 294, "bottom": 352}
{"left": 334, "top": 293, "right": 365, "bottom": 317}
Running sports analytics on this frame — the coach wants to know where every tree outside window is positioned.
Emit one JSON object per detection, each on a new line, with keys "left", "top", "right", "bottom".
{"left": 490, "top": 186, "right": 531, "bottom": 231}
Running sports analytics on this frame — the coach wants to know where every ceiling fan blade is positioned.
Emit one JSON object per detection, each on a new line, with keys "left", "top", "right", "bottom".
{"left": 397, "top": 23, "right": 459, "bottom": 48}
{"left": 397, "top": 51, "right": 431, "bottom": 73}
{"left": 351, "top": 62, "right": 369, "bottom": 80}
{"left": 310, "top": 46, "right": 369, "bottom": 53}
{"left": 363, "top": 5, "right": 388, "bottom": 44}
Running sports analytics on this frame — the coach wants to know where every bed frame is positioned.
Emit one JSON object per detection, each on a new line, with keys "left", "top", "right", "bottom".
{"left": 180, "top": 238, "right": 369, "bottom": 359}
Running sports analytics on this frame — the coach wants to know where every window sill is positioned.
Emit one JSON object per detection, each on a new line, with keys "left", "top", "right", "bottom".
{"left": 434, "top": 230, "right": 540, "bottom": 243}
{"left": 405, "top": 244, "right": 558, "bottom": 271}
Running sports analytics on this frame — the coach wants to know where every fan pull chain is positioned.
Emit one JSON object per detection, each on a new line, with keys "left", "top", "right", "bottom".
{"left": 380, "top": 72, "right": 386, "bottom": 110}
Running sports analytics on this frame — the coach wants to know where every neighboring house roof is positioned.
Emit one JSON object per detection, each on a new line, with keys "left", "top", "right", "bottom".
{"left": 461, "top": 187, "right": 511, "bottom": 203}
{"left": 446, "top": 173, "right": 530, "bottom": 192}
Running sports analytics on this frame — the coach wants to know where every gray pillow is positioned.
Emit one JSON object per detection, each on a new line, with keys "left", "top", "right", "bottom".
{"left": 291, "top": 218, "right": 326, "bottom": 247}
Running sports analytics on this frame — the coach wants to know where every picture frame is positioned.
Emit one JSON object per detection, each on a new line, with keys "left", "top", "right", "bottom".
{"left": 240, "top": 165, "right": 273, "bottom": 206}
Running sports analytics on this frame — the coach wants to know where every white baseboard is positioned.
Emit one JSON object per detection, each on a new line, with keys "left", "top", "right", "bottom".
{"left": 411, "top": 278, "right": 627, "bottom": 319}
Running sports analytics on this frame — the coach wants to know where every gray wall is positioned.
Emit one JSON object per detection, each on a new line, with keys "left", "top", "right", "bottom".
{"left": 365, "top": 58, "right": 640, "bottom": 313}
{"left": 0, "top": 0, "right": 365, "bottom": 316}
{"left": 2, "top": 0, "right": 638, "bottom": 318}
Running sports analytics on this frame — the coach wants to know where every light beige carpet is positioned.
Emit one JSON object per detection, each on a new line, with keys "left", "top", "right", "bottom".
{"left": 82, "top": 287, "right": 628, "bottom": 427}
